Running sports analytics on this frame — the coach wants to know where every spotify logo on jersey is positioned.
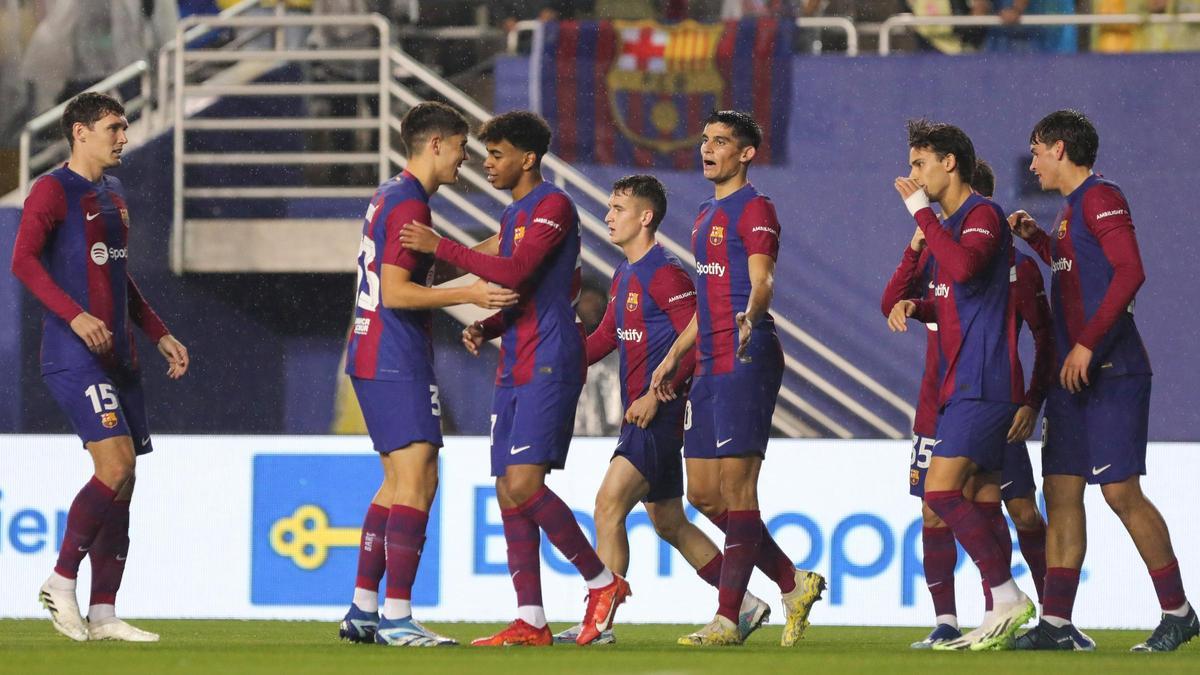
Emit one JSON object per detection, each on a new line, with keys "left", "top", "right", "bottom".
{"left": 90, "top": 242, "right": 127, "bottom": 265}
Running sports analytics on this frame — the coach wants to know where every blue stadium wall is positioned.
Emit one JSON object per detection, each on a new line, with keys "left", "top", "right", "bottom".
{"left": 2, "top": 52, "right": 1197, "bottom": 438}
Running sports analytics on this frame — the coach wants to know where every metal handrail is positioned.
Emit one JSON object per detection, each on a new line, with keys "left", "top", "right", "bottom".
{"left": 18, "top": 60, "right": 152, "bottom": 197}
{"left": 879, "top": 12, "right": 1200, "bottom": 55}
{"left": 389, "top": 45, "right": 909, "bottom": 438}
{"left": 508, "top": 17, "right": 859, "bottom": 56}
{"left": 171, "top": 13, "right": 391, "bottom": 273}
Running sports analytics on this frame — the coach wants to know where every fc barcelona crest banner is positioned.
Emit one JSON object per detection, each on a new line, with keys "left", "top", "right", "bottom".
{"left": 532, "top": 18, "right": 794, "bottom": 169}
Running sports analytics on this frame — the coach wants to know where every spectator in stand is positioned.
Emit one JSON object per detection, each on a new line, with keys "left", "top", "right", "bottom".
{"left": 1093, "top": 0, "right": 1200, "bottom": 52}
{"left": 974, "top": 0, "right": 1077, "bottom": 53}
{"left": 493, "top": 1, "right": 597, "bottom": 32}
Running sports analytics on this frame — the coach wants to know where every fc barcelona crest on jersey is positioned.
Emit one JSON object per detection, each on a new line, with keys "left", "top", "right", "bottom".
{"left": 709, "top": 225, "right": 724, "bottom": 246}
{"left": 100, "top": 412, "right": 118, "bottom": 429}
{"left": 1058, "top": 219, "right": 1068, "bottom": 239}
{"left": 514, "top": 225, "right": 526, "bottom": 243}
{"left": 626, "top": 291, "right": 639, "bottom": 312}
{"left": 119, "top": 208, "right": 130, "bottom": 228}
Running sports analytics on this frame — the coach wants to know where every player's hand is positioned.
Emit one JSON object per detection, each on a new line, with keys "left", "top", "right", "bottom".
{"left": 894, "top": 177, "right": 930, "bottom": 216}
{"left": 398, "top": 221, "right": 441, "bottom": 254}
{"left": 649, "top": 352, "right": 680, "bottom": 402}
{"left": 1060, "top": 343, "right": 1093, "bottom": 393}
{"left": 909, "top": 226, "right": 926, "bottom": 252}
{"left": 1008, "top": 210, "right": 1039, "bottom": 240}
{"left": 157, "top": 334, "right": 190, "bottom": 379}
{"left": 70, "top": 312, "right": 113, "bottom": 353}
{"left": 466, "top": 279, "right": 519, "bottom": 309}
{"left": 625, "top": 392, "right": 660, "bottom": 429}
{"left": 888, "top": 300, "right": 917, "bottom": 332}
{"left": 462, "top": 321, "right": 486, "bottom": 356}
{"left": 735, "top": 311, "right": 756, "bottom": 361}
{"left": 1007, "top": 404, "right": 1037, "bottom": 442}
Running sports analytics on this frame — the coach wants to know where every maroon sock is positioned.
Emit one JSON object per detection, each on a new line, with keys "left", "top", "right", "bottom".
{"left": 1016, "top": 527, "right": 1048, "bottom": 603}
{"left": 1043, "top": 567, "right": 1081, "bottom": 622}
{"left": 517, "top": 486, "right": 605, "bottom": 581}
{"left": 696, "top": 554, "right": 723, "bottom": 588}
{"left": 922, "top": 526, "right": 958, "bottom": 618}
{"left": 981, "top": 578, "right": 993, "bottom": 612}
{"left": 977, "top": 502, "right": 1012, "bottom": 571}
{"left": 384, "top": 505, "right": 428, "bottom": 603}
{"left": 717, "top": 510, "right": 763, "bottom": 622}
{"left": 354, "top": 503, "right": 389, "bottom": 591}
{"left": 55, "top": 476, "right": 118, "bottom": 579}
{"left": 1149, "top": 560, "right": 1188, "bottom": 612}
{"left": 501, "top": 507, "right": 542, "bottom": 607}
{"left": 924, "top": 491, "right": 1011, "bottom": 588}
{"left": 708, "top": 511, "right": 796, "bottom": 594}
{"left": 88, "top": 499, "right": 130, "bottom": 606}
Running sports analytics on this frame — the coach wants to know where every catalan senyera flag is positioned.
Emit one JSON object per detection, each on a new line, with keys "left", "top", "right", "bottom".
{"left": 534, "top": 18, "right": 794, "bottom": 169}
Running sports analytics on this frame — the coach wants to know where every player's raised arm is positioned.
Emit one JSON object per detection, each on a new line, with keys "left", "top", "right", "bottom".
{"left": 897, "top": 177, "right": 1002, "bottom": 284}
{"left": 400, "top": 194, "right": 574, "bottom": 290}
{"left": 1008, "top": 210, "right": 1053, "bottom": 264}
{"left": 11, "top": 177, "right": 112, "bottom": 353}
{"left": 431, "top": 234, "right": 501, "bottom": 285}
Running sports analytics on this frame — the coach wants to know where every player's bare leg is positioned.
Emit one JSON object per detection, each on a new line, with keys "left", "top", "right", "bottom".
{"left": 593, "top": 457, "right": 651, "bottom": 576}
{"left": 339, "top": 455, "right": 397, "bottom": 643}
{"left": 1099, "top": 475, "right": 1197, "bottom": 651}
{"left": 374, "top": 442, "right": 455, "bottom": 646}
{"left": 41, "top": 436, "right": 136, "bottom": 642}
{"left": 926, "top": 457, "right": 1033, "bottom": 650}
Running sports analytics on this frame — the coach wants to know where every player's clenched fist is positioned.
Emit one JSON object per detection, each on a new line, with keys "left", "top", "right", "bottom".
{"left": 888, "top": 299, "right": 917, "bottom": 332}
{"left": 398, "top": 221, "right": 441, "bottom": 253}
{"left": 735, "top": 311, "right": 754, "bottom": 360}
{"left": 157, "top": 334, "right": 190, "bottom": 379}
{"left": 69, "top": 311, "right": 113, "bottom": 354}
{"left": 894, "top": 177, "right": 930, "bottom": 215}
{"left": 466, "top": 279, "right": 519, "bottom": 310}
{"left": 462, "top": 321, "right": 485, "bottom": 356}
{"left": 1008, "top": 210, "right": 1039, "bottom": 240}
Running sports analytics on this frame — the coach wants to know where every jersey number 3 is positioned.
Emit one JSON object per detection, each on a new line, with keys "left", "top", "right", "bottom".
{"left": 355, "top": 235, "right": 380, "bottom": 312}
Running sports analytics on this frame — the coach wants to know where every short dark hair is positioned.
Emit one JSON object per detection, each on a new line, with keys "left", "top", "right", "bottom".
{"left": 704, "top": 110, "right": 763, "bottom": 149}
{"left": 61, "top": 92, "right": 125, "bottom": 149}
{"left": 973, "top": 159, "right": 995, "bottom": 198}
{"left": 478, "top": 110, "right": 552, "bottom": 161}
{"left": 1030, "top": 109, "right": 1099, "bottom": 168}
{"left": 906, "top": 118, "right": 976, "bottom": 186}
{"left": 612, "top": 174, "right": 667, "bottom": 229}
{"left": 400, "top": 102, "right": 469, "bottom": 156}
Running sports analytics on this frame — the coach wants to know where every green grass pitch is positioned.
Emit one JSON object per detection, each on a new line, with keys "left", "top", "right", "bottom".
{"left": 2, "top": 620, "right": 1197, "bottom": 675}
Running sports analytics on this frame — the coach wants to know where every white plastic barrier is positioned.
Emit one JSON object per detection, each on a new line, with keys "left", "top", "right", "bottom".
{"left": 1, "top": 435, "right": 1195, "bottom": 628}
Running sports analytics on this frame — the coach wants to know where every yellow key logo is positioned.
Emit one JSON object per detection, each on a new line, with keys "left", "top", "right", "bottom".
{"left": 269, "top": 504, "right": 361, "bottom": 570}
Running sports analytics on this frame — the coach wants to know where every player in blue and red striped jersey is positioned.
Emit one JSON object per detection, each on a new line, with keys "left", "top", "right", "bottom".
{"left": 552, "top": 175, "right": 771, "bottom": 645}
{"left": 889, "top": 119, "right": 1035, "bottom": 650}
{"left": 650, "top": 111, "right": 825, "bottom": 647}
{"left": 399, "top": 111, "right": 629, "bottom": 647}
{"left": 884, "top": 159, "right": 1052, "bottom": 649}
{"left": 1009, "top": 110, "right": 1196, "bottom": 652}
{"left": 11, "top": 93, "right": 190, "bottom": 643}
{"left": 339, "top": 102, "right": 518, "bottom": 647}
